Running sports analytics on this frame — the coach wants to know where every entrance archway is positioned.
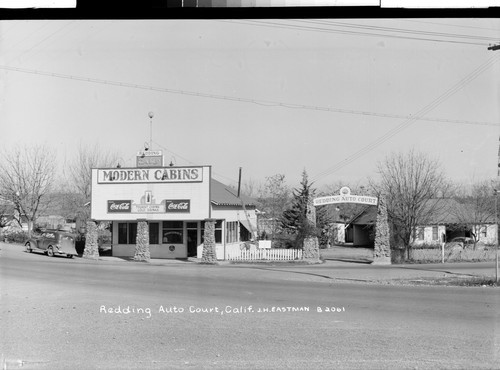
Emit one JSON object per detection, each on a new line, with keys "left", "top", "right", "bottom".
{"left": 313, "top": 187, "right": 391, "bottom": 265}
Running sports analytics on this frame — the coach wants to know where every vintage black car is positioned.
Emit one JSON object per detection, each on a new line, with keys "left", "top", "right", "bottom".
{"left": 25, "top": 228, "right": 78, "bottom": 258}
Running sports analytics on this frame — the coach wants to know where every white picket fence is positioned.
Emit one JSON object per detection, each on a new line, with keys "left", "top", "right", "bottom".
{"left": 227, "top": 248, "right": 302, "bottom": 261}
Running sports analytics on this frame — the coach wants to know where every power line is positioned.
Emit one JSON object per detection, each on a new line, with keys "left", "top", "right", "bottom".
{"left": 311, "top": 53, "right": 500, "bottom": 182}
{"left": 221, "top": 20, "right": 491, "bottom": 47}
{"left": 152, "top": 140, "right": 238, "bottom": 185}
{"left": 298, "top": 19, "right": 500, "bottom": 43}
{"left": 401, "top": 19, "right": 500, "bottom": 33}
{"left": 0, "top": 64, "right": 496, "bottom": 128}
{"left": 5, "top": 21, "right": 75, "bottom": 65}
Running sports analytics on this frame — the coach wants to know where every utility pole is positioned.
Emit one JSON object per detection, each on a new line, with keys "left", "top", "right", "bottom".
{"left": 148, "top": 112, "right": 154, "bottom": 150}
{"left": 489, "top": 43, "right": 500, "bottom": 283}
{"left": 495, "top": 189, "right": 499, "bottom": 284}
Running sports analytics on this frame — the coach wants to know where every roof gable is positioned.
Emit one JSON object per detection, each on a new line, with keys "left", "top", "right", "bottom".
{"left": 210, "top": 179, "right": 256, "bottom": 207}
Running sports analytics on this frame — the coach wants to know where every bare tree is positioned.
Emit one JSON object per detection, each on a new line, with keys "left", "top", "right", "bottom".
{"left": 0, "top": 145, "right": 56, "bottom": 237}
{"left": 375, "top": 149, "right": 449, "bottom": 259}
{"left": 449, "top": 180, "right": 496, "bottom": 248}
{"left": 0, "top": 197, "right": 14, "bottom": 228}
{"left": 240, "top": 178, "right": 260, "bottom": 199}
{"left": 257, "top": 174, "right": 291, "bottom": 241}
{"left": 66, "top": 143, "right": 120, "bottom": 222}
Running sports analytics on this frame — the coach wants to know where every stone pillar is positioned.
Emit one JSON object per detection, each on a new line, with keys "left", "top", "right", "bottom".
{"left": 134, "top": 219, "right": 150, "bottom": 262}
{"left": 302, "top": 198, "right": 321, "bottom": 263}
{"left": 83, "top": 220, "right": 99, "bottom": 260}
{"left": 201, "top": 219, "right": 218, "bottom": 264}
{"left": 372, "top": 195, "right": 391, "bottom": 265}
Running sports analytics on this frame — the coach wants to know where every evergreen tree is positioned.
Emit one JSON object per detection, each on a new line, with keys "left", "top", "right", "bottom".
{"left": 280, "top": 170, "right": 328, "bottom": 249}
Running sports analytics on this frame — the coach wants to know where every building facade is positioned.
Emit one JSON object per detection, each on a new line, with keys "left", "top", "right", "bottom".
{"left": 91, "top": 164, "right": 256, "bottom": 259}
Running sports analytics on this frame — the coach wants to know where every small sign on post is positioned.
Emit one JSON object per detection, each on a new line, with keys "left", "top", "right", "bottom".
{"left": 136, "top": 150, "right": 163, "bottom": 167}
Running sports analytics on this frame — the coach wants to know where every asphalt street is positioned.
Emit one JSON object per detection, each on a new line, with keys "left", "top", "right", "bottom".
{"left": 1, "top": 242, "right": 499, "bottom": 369}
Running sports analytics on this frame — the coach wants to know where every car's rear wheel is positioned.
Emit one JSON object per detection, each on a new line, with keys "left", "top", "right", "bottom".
{"left": 25, "top": 242, "right": 32, "bottom": 253}
{"left": 47, "top": 246, "right": 55, "bottom": 257}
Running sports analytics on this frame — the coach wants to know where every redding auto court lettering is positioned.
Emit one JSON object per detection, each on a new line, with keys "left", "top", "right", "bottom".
{"left": 313, "top": 187, "right": 378, "bottom": 207}
{"left": 98, "top": 167, "right": 202, "bottom": 184}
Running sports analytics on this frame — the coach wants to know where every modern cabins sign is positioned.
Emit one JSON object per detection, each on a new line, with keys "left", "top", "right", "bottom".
{"left": 313, "top": 187, "right": 378, "bottom": 206}
{"left": 97, "top": 167, "right": 203, "bottom": 184}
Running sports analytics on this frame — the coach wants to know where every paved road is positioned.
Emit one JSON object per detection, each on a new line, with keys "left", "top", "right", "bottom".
{"left": 1, "top": 243, "right": 499, "bottom": 369}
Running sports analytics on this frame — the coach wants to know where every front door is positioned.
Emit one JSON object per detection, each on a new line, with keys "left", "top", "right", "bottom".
{"left": 187, "top": 229, "right": 198, "bottom": 257}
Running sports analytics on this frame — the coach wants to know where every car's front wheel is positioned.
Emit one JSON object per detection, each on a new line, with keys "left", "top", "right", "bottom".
{"left": 25, "top": 242, "right": 32, "bottom": 253}
{"left": 47, "top": 246, "right": 55, "bottom": 257}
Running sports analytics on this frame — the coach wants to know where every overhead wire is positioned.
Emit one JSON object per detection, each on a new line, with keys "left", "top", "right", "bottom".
{"left": 296, "top": 19, "right": 500, "bottom": 43}
{"left": 152, "top": 141, "right": 238, "bottom": 185}
{"left": 5, "top": 21, "right": 75, "bottom": 65}
{"left": 400, "top": 19, "right": 500, "bottom": 33}
{"left": 311, "top": 53, "right": 500, "bottom": 182}
{"left": 220, "top": 19, "right": 491, "bottom": 46}
{"left": 0, "top": 65, "right": 496, "bottom": 128}
{"left": 2, "top": 19, "right": 498, "bottom": 186}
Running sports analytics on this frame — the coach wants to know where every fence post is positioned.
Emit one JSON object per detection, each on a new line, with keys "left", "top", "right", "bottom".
{"left": 441, "top": 242, "right": 445, "bottom": 263}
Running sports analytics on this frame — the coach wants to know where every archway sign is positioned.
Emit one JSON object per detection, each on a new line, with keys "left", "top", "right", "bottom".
{"left": 313, "top": 187, "right": 378, "bottom": 207}
{"left": 313, "top": 187, "right": 391, "bottom": 265}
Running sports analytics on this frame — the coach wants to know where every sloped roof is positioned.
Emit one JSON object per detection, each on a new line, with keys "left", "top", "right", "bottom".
{"left": 350, "top": 206, "right": 377, "bottom": 225}
{"left": 210, "top": 179, "right": 256, "bottom": 207}
{"left": 423, "top": 198, "right": 461, "bottom": 224}
{"left": 423, "top": 198, "right": 495, "bottom": 225}
{"left": 349, "top": 198, "right": 496, "bottom": 226}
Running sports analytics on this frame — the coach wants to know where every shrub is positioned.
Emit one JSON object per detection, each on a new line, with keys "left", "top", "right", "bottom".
{"left": 409, "top": 245, "right": 497, "bottom": 263}
{"left": 1, "top": 229, "right": 28, "bottom": 244}
{"left": 270, "top": 233, "right": 296, "bottom": 249}
{"left": 391, "top": 247, "right": 406, "bottom": 264}
{"left": 411, "top": 243, "right": 442, "bottom": 250}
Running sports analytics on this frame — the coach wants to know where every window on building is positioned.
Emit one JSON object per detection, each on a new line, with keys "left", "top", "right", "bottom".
{"left": 162, "top": 221, "right": 183, "bottom": 244}
{"left": 240, "top": 222, "right": 252, "bottom": 242}
{"left": 417, "top": 227, "right": 424, "bottom": 241}
{"left": 186, "top": 222, "right": 198, "bottom": 229}
{"left": 480, "top": 226, "right": 487, "bottom": 238}
{"left": 128, "top": 222, "right": 137, "bottom": 244}
{"left": 118, "top": 223, "right": 128, "bottom": 244}
{"left": 118, "top": 222, "right": 138, "bottom": 244}
{"left": 432, "top": 226, "right": 438, "bottom": 241}
{"left": 201, "top": 220, "right": 222, "bottom": 244}
{"left": 149, "top": 222, "right": 159, "bottom": 244}
{"left": 226, "top": 221, "right": 238, "bottom": 243}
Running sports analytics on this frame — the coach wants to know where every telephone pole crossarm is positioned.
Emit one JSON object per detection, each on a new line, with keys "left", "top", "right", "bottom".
{"left": 488, "top": 44, "right": 500, "bottom": 51}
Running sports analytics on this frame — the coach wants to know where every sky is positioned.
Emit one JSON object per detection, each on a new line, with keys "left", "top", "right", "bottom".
{"left": 1, "top": 18, "right": 499, "bottom": 191}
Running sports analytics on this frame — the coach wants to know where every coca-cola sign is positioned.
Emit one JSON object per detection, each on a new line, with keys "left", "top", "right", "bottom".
{"left": 108, "top": 200, "right": 132, "bottom": 213}
{"left": 165, "top": 199, "right": 190, "bottom": 213}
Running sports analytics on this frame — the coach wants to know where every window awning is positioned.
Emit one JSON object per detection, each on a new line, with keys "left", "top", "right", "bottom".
{"left": 239, "top": 220, "right": 254, "bottom": 234}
